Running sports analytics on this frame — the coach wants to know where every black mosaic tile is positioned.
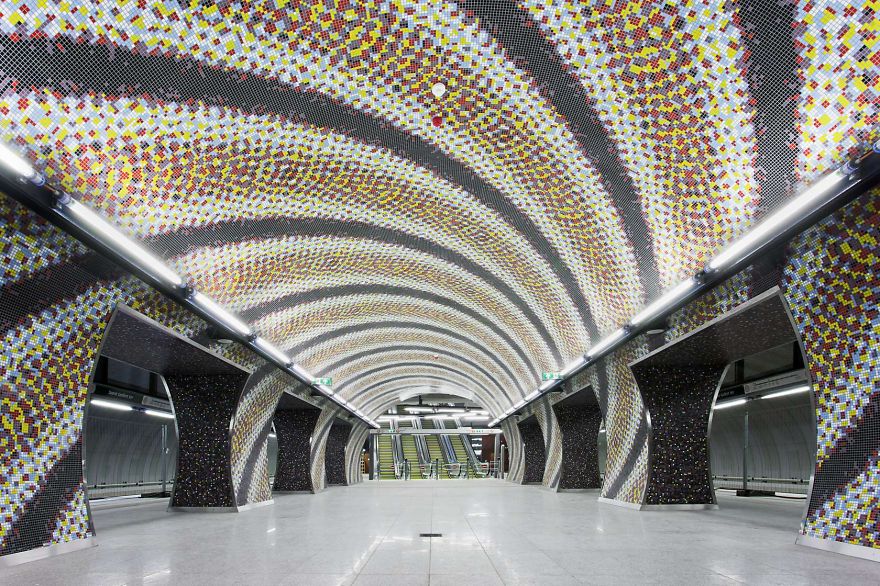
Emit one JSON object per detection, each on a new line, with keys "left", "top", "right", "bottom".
{"left": 517, "top": 417, "right": 546, "bottom": 485}
{"left": 166, "top": 373, "right": 249, "bottom": 508}
{"left": 325, "top": 420, "right": 352, "bottom": 486}
{"left": 553, "top": 396, "right": 603, "bottom": 490}
{"left": 273, "top": 408, "right": 321, "bottom": 493}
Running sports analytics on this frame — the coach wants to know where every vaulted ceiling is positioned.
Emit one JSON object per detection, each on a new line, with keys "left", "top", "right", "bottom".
{"left": 1, "top": 0, "right": 875, "bottom": 417}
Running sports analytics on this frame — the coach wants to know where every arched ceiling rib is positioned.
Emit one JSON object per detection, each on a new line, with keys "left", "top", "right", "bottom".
{"left": 285, "top": 321, "right": 530, "bottom": 395}
{"left": 2, "top": 1, "right": 875, "bottom": 418}
{"left": 314, "top": 341, "right": 522, "bottom": 398}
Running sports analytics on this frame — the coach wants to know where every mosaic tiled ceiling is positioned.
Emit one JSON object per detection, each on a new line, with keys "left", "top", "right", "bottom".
{"left": 1, "top": 0, "right": 877, "bottom": 417}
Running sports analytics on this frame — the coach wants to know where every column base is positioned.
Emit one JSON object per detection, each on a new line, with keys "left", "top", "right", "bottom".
{"left": 0, "top": 537, "right": 97, "bottom": 567}
{"left": 796, "top": 533, "right": 880, "bottom": 562}
{"left": 598, "top": 496, "right": 643, "bottom": 510}
{"left": 641, "top": 503, "right": 719, "bottom": 511}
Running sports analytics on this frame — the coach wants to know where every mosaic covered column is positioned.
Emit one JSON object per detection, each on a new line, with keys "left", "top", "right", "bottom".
{"left": 553, "top": 400, "right": 604, "bottom": 490}
{"left": 325, "top": 420, "right": 352, "bottom": 486}
{"left": 517, "top": 418, "right": 546, "bottom": 485}
{"left": 273, "top": 409, "right": 321, "bottom": 493}
{"left": 631, "top": 289, "right": 800, "bottom": 508}
{"left": 632, "top": 365, "right": 727, "bottom": 506}
{"left": 165, "top": 373, "right": 249, "bottom": 509}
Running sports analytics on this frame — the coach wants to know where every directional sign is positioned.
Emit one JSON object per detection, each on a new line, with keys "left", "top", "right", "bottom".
{"left": 541, "top": 372, "right": 561, "bottom": 381}
{"left": 312, "top": 377, "right": 333, "bottom": 386}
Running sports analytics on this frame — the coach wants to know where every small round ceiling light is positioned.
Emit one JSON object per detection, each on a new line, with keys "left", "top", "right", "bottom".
{"left": 431, "top": 82, "right": 446, "bottom": 98}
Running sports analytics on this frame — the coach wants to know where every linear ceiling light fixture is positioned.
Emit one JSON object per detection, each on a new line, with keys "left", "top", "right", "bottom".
{"left": 761, "top": 385, "right": 811, "bottom": 400}
{"left": 559, "top": 356, "right": 588, "bottom": 378}
{"left": 629, "top": 278, "right": 698, "bottom": 326}
{"left": 488, "top": 144, "right": 880, "bottom": 427}
{"left": 707, "top": 172, "right": 846, "bottom": 271}
{"left": 0, "top": 142, "right": 378, "bottom": 429}
{"left": 189, "top": 291, "right": 251, "bottom": 337}
{"left": 65, "top": 198, "right": 184, "bottom": 288}
{"left": 713, "top": 398, "right": 747, "bottom": 410}
{"left": 253, "top": 336, "right": 290, "bottom": 366}
{"left": 143, "top": 409, "right": 176, "bottom": 419}
{"left": 90, "top": 398, "right": 134, "bottom": 412}
{"left": 0, "top": 142, "right": 42, "bottom": 184}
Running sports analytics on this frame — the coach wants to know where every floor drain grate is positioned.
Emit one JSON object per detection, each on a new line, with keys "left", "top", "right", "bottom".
{"left": 419, "top": 533, "right": 443, "bottom": 537}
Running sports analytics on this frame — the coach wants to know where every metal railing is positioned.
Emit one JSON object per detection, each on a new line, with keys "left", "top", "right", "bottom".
{"left": 713, "top": 475, "right": 809, "bottom": 495}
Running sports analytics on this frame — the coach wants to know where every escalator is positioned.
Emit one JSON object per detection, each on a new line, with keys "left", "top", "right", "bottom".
{"left": 441, "top": 419, "right": 483, "bottom": 475}
{"left": 421, "top": 419, "right": 451, "bottom": 478}
{"left": 398, "top": 419, "right": 423, "bottom": 478}
{"left": 376, "top": 423, "right": 398, "bottom": 479}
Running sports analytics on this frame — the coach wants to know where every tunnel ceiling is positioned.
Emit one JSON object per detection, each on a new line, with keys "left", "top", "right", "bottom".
{"left": 1, "top": 1, "right": 876, "bottom": 417}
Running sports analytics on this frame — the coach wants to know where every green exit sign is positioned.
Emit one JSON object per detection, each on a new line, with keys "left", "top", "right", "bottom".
{"left": 313, "top": 377, "right": 333, "bottom": 386}
{"left": 541, "top": 372, "right": 561, "bottom": 381}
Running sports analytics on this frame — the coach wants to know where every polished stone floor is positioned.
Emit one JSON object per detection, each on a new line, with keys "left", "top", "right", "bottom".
{"left": 6, "top": 479, "right": 880, "bottom": 585}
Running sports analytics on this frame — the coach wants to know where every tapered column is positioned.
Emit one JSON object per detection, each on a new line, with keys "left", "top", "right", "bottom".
{"left": 553, "top": 401, "right": 603, "bottom": 490}
{"left": 273, "top": 408, "right": 321, "bottom": 492}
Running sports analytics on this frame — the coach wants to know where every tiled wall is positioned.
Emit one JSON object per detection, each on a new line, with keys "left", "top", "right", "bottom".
{"left": 569, "top": 347, "right": 650, "bottom": 505}
{"left": 0, "top": 199, "right": 206, "bottom": 557}
{"left": 783, "top": 193, "right": 880, "bottom": 553}
{"left": 529, "top": 397, "right": 563, "bottom": 489}
{"left": 517, "top": 418, "right": 546, "bottom": 485}
{"left": 309, "top": 407, "right": 341, "bottom": 493}
{"left": 345, "top": 423, "right": 371, "bottom": 485}
{"left": 501, "top": 420, "right": 524, "bottom": 484}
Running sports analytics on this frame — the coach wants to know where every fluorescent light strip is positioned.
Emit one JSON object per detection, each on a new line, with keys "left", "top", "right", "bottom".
{"left": 713, "top": 398, "right": 747, "bottom": 410}
{"left": 190, "top": 291, "right": 251, "bottom": 336}
{"left": 525, "top": 390, "right": 540, "bottom": 401}
{"left": 91, "top": 398, "right": 133, "bottom": 412}
{"left": 65, "top": 199, "right": 183, "bottom": 287}
{"left": 0, "top": 142, "right": 39, "bottom": 181}
{"left": 253, "top": 337, "right": 290, "bottom": 365}
{"left": 586, "top": 328, "right": 627, "bottom": 358}
{"left": 630, "top": 278, "right": 697, "bottom": 326}
{"left": 708, "top": 170, "right": 845, "bottom": 271}
{"left": 435, "top": 407, "right": 466, "bottom": 413}
{"left": 761, "top": 385, "right": 810, "bottom": 400}
{"left": 290, "top": 364, "right": 314, "bottom": 381}
{"left": 559, "top": 356, "right": 587, "bottom": 377}
{"left": 143, "top": 409, "right": 175, "bottom": 419}
{"left": 538, "top": 379, "right": 557, "bottom": 392}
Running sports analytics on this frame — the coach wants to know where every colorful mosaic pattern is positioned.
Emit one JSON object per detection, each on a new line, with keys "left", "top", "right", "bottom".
{"left": 784, "top": 191, "right": 880, "bottom": 549}
{"left": 0, "top": 0, "right": 879, "bottom": 560}
{"left": 345, "top": 422, "right": 371, "bottom": 485}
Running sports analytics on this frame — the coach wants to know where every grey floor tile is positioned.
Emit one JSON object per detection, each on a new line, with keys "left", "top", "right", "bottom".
{"left": 5, "top": 482, "right": 880, "bottom": 586}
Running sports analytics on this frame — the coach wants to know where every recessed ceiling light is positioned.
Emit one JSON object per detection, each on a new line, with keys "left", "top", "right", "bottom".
{"left": 431, "top": 82, "right": 446, "bottom": 98}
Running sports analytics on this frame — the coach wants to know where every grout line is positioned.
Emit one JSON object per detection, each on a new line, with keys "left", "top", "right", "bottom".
{"left": 464, "top": 512, "right": 506, "bottom": 584}
{"left": 352, "top": 489, "right": 400, "bottom": 583}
